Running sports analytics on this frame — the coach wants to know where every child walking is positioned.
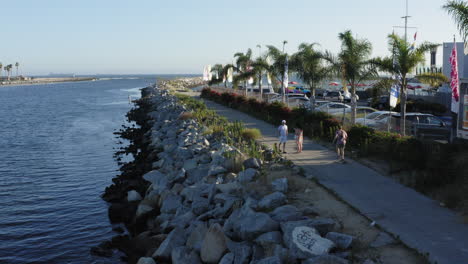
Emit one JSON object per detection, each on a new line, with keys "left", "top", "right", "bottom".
{"left": 294, "top": 124, "right": 303, "bottom": 153}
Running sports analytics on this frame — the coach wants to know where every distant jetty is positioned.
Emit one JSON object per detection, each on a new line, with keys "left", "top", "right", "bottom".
{"left": 0, "top": 77, "right": 97, "bottom": 86}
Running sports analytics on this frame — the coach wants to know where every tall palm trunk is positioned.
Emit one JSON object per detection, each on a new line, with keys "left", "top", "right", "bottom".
{"left": 350, "top": 84, "right": 357, "bottom": 125}
{"left": 400, "top": 75, "right": 407, "bottom": 136}
{"left": 258, "top": 71, "right": 263, "bottom": 100}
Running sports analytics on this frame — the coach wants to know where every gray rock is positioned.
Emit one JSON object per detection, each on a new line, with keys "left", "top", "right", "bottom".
{"left": 170, "top": 168, "right": 186, "bottom": 184}
{"left": 238, "top": 168, "right": 259, "bottom": 183}
{"left": 183, "top": 159, "right": 198, "bottom": 171}
{"left": 200, "top": 223, "right": 227, "bottom": 263}
{"left": 160, "top": 194, "right": 183, "bottom": 214}
{"left": 136, "top": 203, "right": 154, "bottom": 218}
{"left": 282, "top": 225, "right": 335, "bottom": 259}
{"left": 325, "top": 232, "right": 354, "bottom": 250}
{"left": 192, "top": 197, "right": 211, "bottom": 215}
{"left": 186, "top": 165, "right": 210, "bottom": 185}
{"left": 302, "top": 254, "right": 349, "bottom": 264}
{"left": 281, "top": 218, "right": 336, "bottom": 236}
{"left": 362, "top": 260, "right": 377, "bottom": 264}
{"left": 251, "top": 244, "right": 265, "bottom": 262}
{"left": 271, "top": 178, "right": 288, "bottom": 193}
{"left": 143, "top": 170, "right": 169, "bottom": 187}
{"left": 243, "top": 157, "right": 262, "bottom": 169}
{"left": 152, "top": 227, "right": 186, "bottom": 259}
{"left": 152, "top": 159, "right": 165, "bottom": 169}
{"left": 216, "top": 182, "right": 243, "bottom": 194}
{"left": 370, "top": 232, "right": 397, "bottom": 248}
{"left": 180, "top": 183, "right": 210, "bottom": 202}
{"left": 225, "top": 206, "right": 279, "bottom": 240}
{"left": 301, "top": 206, "right": 320, "bottom": 217}
{"left": 208, "top": 165, "right": 227, "bottom": 176}
{"left": 219, "top": 253, "right": 235, "bottom": 264}
{"left": 136, "top": 257, "right": 156, "bottom": 264}
{"left": 171, "top": 183, "right": 185, "bottom": 194}
{"left": 171, "top": 246, "right": 202, "bottom": 264}
{"left": 225, "top": 172, "right": 237, "bottom": 182}
{"left": 256, "top": 256, "right": 282, "bottom": 264}
{"left": 258, "top": 192, "right": 287, "bottom": 211}
{"left": 186, "top": 221, "right": 208, "bottom": 252}
{"left": 127, "top": 190, "right": 142, "bottom": 202}
{"left": 213, "top": 193, "right": 242, "bottom": 205}
{"left": 227, "top": 240, "right": 252, "bottom": 264}
{"left": 254, "top": 231, "right": 283, "bottom": 252}
{"left": 167, "top": 210, "right": 195, "bottom": 230}
{"left": 270, "top": 205, "right": 303, "bottom": 222}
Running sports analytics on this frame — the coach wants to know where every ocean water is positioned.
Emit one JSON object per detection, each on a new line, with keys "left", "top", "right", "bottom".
{"left": 0, "top": 77, "right": 161, "bottom": 263}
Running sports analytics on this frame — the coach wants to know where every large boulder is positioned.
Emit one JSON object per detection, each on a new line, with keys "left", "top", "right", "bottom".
{"left": 226, "top": 240, "right": 252, "bottom": 264}
{"left": 216, "top": 182, "right": 243, "bottom": 194}
{"left": 192, "top": 197, "right": 211, "bottom": 215}
{"left": 127, "top": 190, "right": 142, "bottom": 202}
{"left": 224, "top": 206, "right": 279, "bottom": 240}
{"left": 258, "top": 192, "right": 287, "bottom": 211}
{"left": 325, "top": 232, "right": 354, "bottom": 250}
{"left": 208, "top": 165, "right": 227, "bottom": 176}
{"left": 243, "top": 157, "right": 262, "bottom": 169}
{"left": 282, "top": 225, "right": 335, "bottom": 260}
{"left": 136, "top": 257, "right": 156, "bottom": 264}
{"left": 185, "top": 165, "right": 210, "bottom": 185}
{"left": 171, "top": 246, "right": 202, "bottom": 264}
{"left": 200, "top": 223, "right": 227, "bottom": 263}
{"left": 219, "top": 252, "right": 235, "bottom": 264}
{"left": 270, "top": 205, "right": 303, "bottom": 222}
{"left": 186, "top": 221, "right": 208, "bottom": 252}
{"left": 180, "top": 183, "right": 210, "bottom": 202}
{"left": 152, "top": 227, "right": 186, "bottom": 259}
{"left": 256, "top": 256, "right": 282, "bottom": 264}
{"left": 237, "top": 168, "right": 259, "bottom": 183}
{"left": 160, "top": 194, "right": 183, "bottom": 214}
{"left": 302, "top": 254, "right": 349, "bottom": 264}
{"left": 183, "top": 158, "right": 198, "bottom": 171}
{"left": 271, "top": 178, "right": 288, "bottom": 193}
{"left": 281, "top": 219, "right": 336, "bottom": 237}
{"left": 254, "top": 231, "right": 283, "bottom": 252}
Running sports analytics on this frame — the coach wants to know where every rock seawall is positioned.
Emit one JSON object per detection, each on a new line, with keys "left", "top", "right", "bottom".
{"left": 99, "top": 81, "right": 358, "bottom": 264}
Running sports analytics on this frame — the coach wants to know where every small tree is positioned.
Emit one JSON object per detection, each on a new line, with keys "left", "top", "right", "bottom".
{"left": 15, "top": 62, "right": 19, "bottom": 77}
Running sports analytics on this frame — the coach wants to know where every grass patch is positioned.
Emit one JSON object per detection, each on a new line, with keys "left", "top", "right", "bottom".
{"left": 241, "top": 128, "right": 262, "bottom": 141}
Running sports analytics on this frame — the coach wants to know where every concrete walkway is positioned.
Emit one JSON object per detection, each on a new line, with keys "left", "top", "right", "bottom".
{"left": 198, "top": 96, "right": 468, "bottom": 264}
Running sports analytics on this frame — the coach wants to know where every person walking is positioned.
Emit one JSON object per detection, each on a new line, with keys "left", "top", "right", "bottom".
{"left": 333, "top": 125, "right": 348, "bottom": 162}
{"left": 294, "top": 124, "right": 303, "bottom": 153}
{"left": 277, "top": 120, "right": 288, "bottom": 153}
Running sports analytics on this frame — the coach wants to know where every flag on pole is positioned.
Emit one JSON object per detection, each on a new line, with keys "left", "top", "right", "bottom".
{"left": 450, "top": 41, "right": 460, "bottom": 113}
{"left": 414, "top": 32, "right": 417, "bottom": 41}
{"left": 389, "top": 83, "right": 399, "bottom": 108}
{"left": 409, "top": 31, "right": 417, "bottom": 51}
{"left": 283, "top": 56, "right": 289, "bottom": 92}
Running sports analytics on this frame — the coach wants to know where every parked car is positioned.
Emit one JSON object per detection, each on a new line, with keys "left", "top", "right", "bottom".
{"left": 355, "top": 111, "right": 397, "bottom": 126}
{"left": 379, "top": 113, "right": 450, "bottom": 140}
{"left": 315, "top": 89, "right": 326, "bottom": 98}
{"left": 323, "top": 91, "right": 343, "bottom": 101}
{"left": 270, "top": 94, "right": 310, "bottom": 108}
{"left": 368, "top": 95, "right": 390, "bottom": 110}
{"left": 287, "top": 86, "right": 312, "bottom": 97}
{"left": 315, "top": 102, "right": 351, "bottom": 114}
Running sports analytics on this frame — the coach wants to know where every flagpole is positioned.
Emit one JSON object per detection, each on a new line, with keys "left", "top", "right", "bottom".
{"left": 454, "top": 35, "right": 460, "bottom": 140}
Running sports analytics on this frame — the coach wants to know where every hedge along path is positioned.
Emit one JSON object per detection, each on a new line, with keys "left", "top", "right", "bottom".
{"left": 186, "top": 91, "right": 468, "bottom": 264}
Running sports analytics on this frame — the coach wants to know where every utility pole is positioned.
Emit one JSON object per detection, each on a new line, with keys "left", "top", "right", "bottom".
{"left": 281, "top": 40, "right": 288, "bottom": 103}
{"left": 393, "top": 0, "right": 416, "bottom": 43}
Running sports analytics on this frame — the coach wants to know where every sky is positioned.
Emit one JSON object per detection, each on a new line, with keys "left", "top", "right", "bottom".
{"left": 0, "top": 0, "right": 462, "bottom": 75}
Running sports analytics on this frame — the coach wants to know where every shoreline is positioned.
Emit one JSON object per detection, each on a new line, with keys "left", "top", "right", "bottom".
{"left": 94, "top": 77, "right": 426, "bottom": 263}
{"left": 0, "top": 77, "right": 98, "bottom": 87}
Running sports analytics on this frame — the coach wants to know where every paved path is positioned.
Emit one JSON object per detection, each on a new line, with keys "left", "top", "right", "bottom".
{"left": 198, "top": 96, "right": 468, "bottom": 264}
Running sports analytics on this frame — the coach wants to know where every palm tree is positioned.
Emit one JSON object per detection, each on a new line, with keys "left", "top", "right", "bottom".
{"left": 325, "top": 30, "right": 378, "bottom": 124}
{"left": 250, "top": 55, "right": 270, "bottom": 97}
{"left": 290, "top": 42, "right": 330, "bottom": 109}
{"left": 443, "top": 0, "right": 468, "bottom": 44}
{"left": 374, "top": 34, "right": 438, "bottom": 135}
{"left": 265, "top": 45, "right": 288, "bottom": 94}
{"left": 15, "top": 62, "right": 19, "bottom": 77}
{"left": 210, "top": 64, "right": 224, "bottom": 85}
{"left": 0, "top": 63, "right": 3, "bottom": 79}
{"left": 234, "top": 49, "right": 253, "bottom": 95}
{"left": 7, "top": 64, "right": 13, "bottom": 81}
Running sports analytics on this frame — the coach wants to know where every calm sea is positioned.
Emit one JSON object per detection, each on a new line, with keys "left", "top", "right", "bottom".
{"left": 0, "top": 76, "right": 186, "bottom": 263}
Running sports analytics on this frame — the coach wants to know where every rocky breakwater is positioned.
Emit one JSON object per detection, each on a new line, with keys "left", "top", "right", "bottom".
{"left": 100, "top": 83, "right": 358, "bottom": 264}
{"left": 157, "top": 77, "right": 205, "bottom": 92}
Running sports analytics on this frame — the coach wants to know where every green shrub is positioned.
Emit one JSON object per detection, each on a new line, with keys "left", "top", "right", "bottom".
{"left": 242, "top": 128, "right": 262, "bottom": 141}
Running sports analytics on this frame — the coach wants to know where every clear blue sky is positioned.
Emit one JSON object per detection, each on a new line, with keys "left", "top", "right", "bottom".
{"left": 0, "top": 0, "right": 461, "bottom": 75}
